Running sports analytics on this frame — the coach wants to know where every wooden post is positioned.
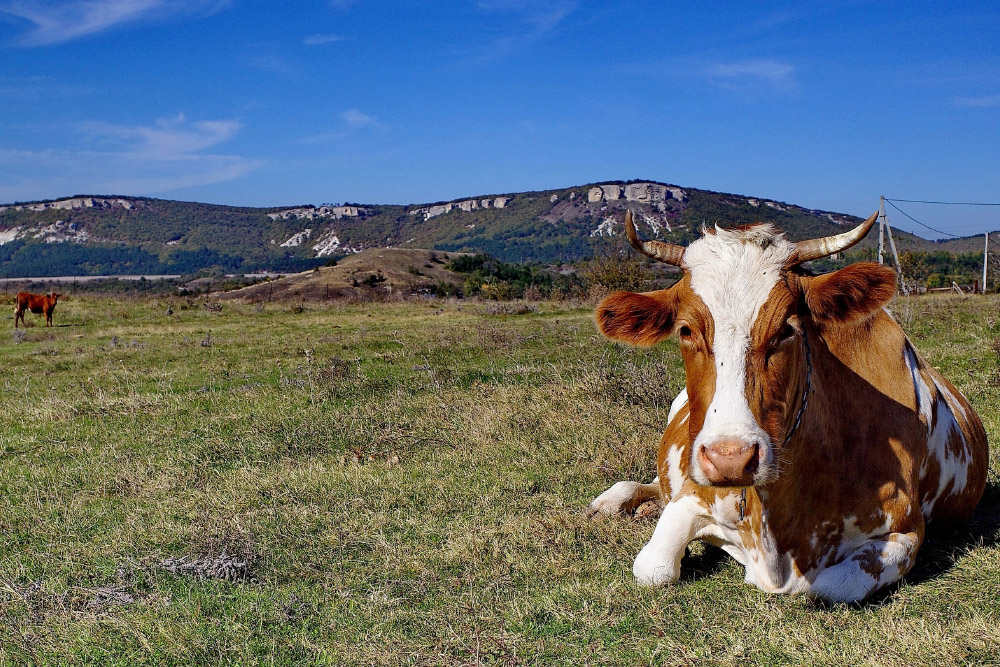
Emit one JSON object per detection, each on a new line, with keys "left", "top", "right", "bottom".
{"left": 878, "top": 196, "right": 886, "bottom": 265}
{"left": 884, "top": 220, "right": 906, "bottom": 294}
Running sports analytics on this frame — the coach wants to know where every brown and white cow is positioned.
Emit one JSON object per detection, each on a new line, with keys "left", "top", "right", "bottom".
{"left": 588, "top": 211, "right": 988, "bottom": 602}
{"left": 14, "top": 291, "right": 61, "bottom": 328}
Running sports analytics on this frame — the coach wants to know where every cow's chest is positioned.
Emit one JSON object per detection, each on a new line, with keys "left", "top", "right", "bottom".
{"left": 691, "top": 494, "right": 889, "bottom": 595}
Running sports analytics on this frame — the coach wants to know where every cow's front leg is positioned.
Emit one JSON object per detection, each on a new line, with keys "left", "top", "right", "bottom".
{"left": 808, "top": 530, "right": 921, "bottom": 603}
{"left": 632, "top": 495, "right": 708, "bottom": 585}
{"left": 586, "top": 479, "right": 661, "bottom": 519}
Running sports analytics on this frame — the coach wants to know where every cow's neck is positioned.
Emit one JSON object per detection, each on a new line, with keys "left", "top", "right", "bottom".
{"left": 750, "top": 311, "right": 909, "bottom": 543}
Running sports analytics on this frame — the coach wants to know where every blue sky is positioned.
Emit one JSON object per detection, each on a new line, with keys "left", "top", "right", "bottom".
{"left": 1, "top": 1, "right": 999, "bottom": 238}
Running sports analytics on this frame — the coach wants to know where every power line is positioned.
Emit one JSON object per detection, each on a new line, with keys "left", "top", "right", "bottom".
{"left": 885, "top": 198, "right": 1000, "bottom": 206}
{"left": 883, "top": 199, "right": 963, "bottom": 238}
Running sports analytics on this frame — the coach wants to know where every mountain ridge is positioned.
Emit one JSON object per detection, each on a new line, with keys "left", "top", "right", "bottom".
{"left": 0, "top": 181, "right": 987, "bottom": 278}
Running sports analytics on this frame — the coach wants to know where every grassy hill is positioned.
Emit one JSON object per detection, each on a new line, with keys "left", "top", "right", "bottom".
{"left": 0, "top": 182, "right": 986, "bottom": 277}
{"left": 218, "top": 248, "right": 469, "bottom": 302}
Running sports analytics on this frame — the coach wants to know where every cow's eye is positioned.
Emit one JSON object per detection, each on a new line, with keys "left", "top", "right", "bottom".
{"left": 678, "top": 325, "right": 693, "bottom": 339}
{"left": 774, "top": 323, "right": 796, "bottom": 346}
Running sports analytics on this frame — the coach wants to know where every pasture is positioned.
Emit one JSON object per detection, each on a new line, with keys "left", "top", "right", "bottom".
{"left": 0, "top": 294, "right": 998, "bottom": 665}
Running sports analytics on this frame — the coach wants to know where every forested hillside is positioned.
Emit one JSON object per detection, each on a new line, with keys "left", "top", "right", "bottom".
{"left": 0, "top": 182, "right": 987, "bottom": 277}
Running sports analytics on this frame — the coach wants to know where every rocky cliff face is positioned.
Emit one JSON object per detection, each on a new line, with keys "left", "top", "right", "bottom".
{"left": 267, "top": 205, "right": 365, "bottom": 220}
{"left": 0, "top": 219, "right": 92, "bottom": 245}
{"left": 0, "top": 196, "right": 138, "bottom": 213}
{"left": 587, "top": 182, "right": 687, "bottom": 207}
{"left": 408, "top": 196, "right": 510, "bottom": 221}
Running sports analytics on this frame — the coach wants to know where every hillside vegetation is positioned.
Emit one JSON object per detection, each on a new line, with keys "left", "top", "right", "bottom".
{"left": 2, "top": 182, "right": 985, "bottom": 278}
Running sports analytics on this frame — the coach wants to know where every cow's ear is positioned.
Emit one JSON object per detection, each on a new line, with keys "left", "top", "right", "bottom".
{"left": 596, "top": 288, "right": 679, "bottom": 346}
{"left": 803, "top": 262, "right": 897, "bottom": 323}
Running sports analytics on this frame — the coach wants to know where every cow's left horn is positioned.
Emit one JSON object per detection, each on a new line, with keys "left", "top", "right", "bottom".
{"left": 793, "top": 211, "right": 879, "bottom": 263}
{"left": 624, "top": 210, "right": 685, "bottom": 266}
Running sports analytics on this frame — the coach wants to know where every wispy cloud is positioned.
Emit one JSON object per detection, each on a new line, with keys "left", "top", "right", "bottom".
{"left": 244, "top": 49, "right": 300, "bottom": 78}
{"left": 0, "top": 113, "right": 259, "bottom": 200}
{"left": 300, "top": 109, "right": 382, "bottom": 144}
{"left": 303, "top": 33, "right": 342, "bottom": 45}
{"left": 0, "top": 0, "right": 228, "bottom": 47}
{"left": 954, "top": 94, "right": 1000, "bottom": 108}
{"left": 0, "top": 75, "right": 90, "bottom": 100}
{"left": 475, "top": 0, "right": 574, "bottom": 33}
{"left": 82, "top": 113, "right": 244, "bottom": 159}
{"left": 339, "top": 108, "right": 377, "bottom": 129}
{"left": 463, "top": 0, "right": 575, "bottom": 63}
{"left": 704, "top": 58, "right": 795, "bottom": 93}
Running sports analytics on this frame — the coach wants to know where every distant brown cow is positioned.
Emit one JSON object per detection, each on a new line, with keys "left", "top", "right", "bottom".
{"left": 14, "top": 292, "right": 61, "bottom": 328}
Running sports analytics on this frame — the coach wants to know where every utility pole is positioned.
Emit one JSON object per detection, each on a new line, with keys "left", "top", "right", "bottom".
{"left": 983, "top": 232, "right": 989, "bottom": 294}
{"left": 885, "top": 222, "right": 906, "bottom": 295}
{"left": 878, "top": 196, "right": 886, "bottom": 265}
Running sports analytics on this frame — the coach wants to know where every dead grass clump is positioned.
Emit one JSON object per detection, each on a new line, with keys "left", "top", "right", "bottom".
{"left": 109, "top": 336, "right": 148, "bottom": 351}
{"left": 1, "top": 576, "right": 137, "bottom": 619}
{"left": 476, "top": 322, "right": 526, "bottom": 350}
{"left": 484, "top": 301, "right": 538, "bottom": 316}
{"left": 315, "top": 355, "right": 357, "bottom": 385}
{"left": 203, "top": 302, "right": 223, "bottom": 313}
{"left": 278, "top": 593, "right": 314, "bottom": 624}
{"left": 11, "top": 328, "right": 24, "bottom": 344}
{"left": 162, "top": 522, "right": 258, "bottom": 583}
{"left": 74, "top": 586, "right": 136, "bottom": 612}
{"left": 160, "top": 552, "right": 255, "bottom": 583}
{"left": 574, "top": 360, "right": 680, "bottom": 409}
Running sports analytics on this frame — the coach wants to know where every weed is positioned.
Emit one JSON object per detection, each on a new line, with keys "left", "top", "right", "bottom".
{"left": 484, "top": 301, "right": 538, "bottom": 316}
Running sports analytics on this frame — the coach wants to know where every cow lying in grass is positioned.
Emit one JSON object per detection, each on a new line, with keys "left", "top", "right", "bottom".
{"left": 588, "top": 212, "right": 988, "bottom": 603}
{"left": 14, "top": 291, "right": 61, "bottom": 328}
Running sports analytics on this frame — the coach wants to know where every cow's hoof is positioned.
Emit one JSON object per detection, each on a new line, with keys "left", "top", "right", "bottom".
{"left": 585, "top": 481, "right": 643, "bottom": 520}
{"left": 632, "top": 549, "right": 679, "bottom": 586}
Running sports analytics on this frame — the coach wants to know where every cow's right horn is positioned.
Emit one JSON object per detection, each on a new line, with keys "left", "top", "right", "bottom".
{"left": 793, "top": 211, "right": 879, "bottom": 263}
{"left": 624, "top": 210, "right": 685, "bottom": 266}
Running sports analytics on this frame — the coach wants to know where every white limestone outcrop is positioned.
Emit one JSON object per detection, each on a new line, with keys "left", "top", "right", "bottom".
{"left": 0, "top": 197, "right": 136, "bottom": 213}
{"left": 267, "top": 205, "right": 364, "bottom": 221}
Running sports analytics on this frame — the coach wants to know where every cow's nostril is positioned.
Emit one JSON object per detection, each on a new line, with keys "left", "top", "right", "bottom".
{"left": 744, "top": 443, "right": 760, "bottom": 476}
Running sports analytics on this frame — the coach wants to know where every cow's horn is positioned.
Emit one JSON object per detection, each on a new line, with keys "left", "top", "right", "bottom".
{"left": 624, "top": 210, "right": 685, "bottom": 266}
{"left": 793, "top": 211, "right": 879, "bottom": 263}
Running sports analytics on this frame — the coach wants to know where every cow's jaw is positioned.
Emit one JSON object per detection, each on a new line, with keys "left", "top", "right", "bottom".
{"left": 684, "top": 225, "right": 795, "bottom": 487}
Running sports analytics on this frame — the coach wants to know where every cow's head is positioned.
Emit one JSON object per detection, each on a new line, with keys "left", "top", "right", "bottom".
{"left": 597, "top": 211, "right": 895, "bottom": 487}
{"left": 50, "top": 292, "right": 61, "bottom": 302}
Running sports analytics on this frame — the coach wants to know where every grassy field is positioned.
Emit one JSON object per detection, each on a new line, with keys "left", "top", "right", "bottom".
{"left": 0, "top": 293, "right": 998, "bottom": 666}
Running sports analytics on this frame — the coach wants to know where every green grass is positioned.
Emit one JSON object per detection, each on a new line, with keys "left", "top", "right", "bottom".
{"left": 1, "top": 294, "right": 998, "bottom": 666}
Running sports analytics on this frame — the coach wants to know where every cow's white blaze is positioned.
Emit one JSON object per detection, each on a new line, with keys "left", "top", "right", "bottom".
{"left": 683, "top": 225, "right": 795, "bottom": 484}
